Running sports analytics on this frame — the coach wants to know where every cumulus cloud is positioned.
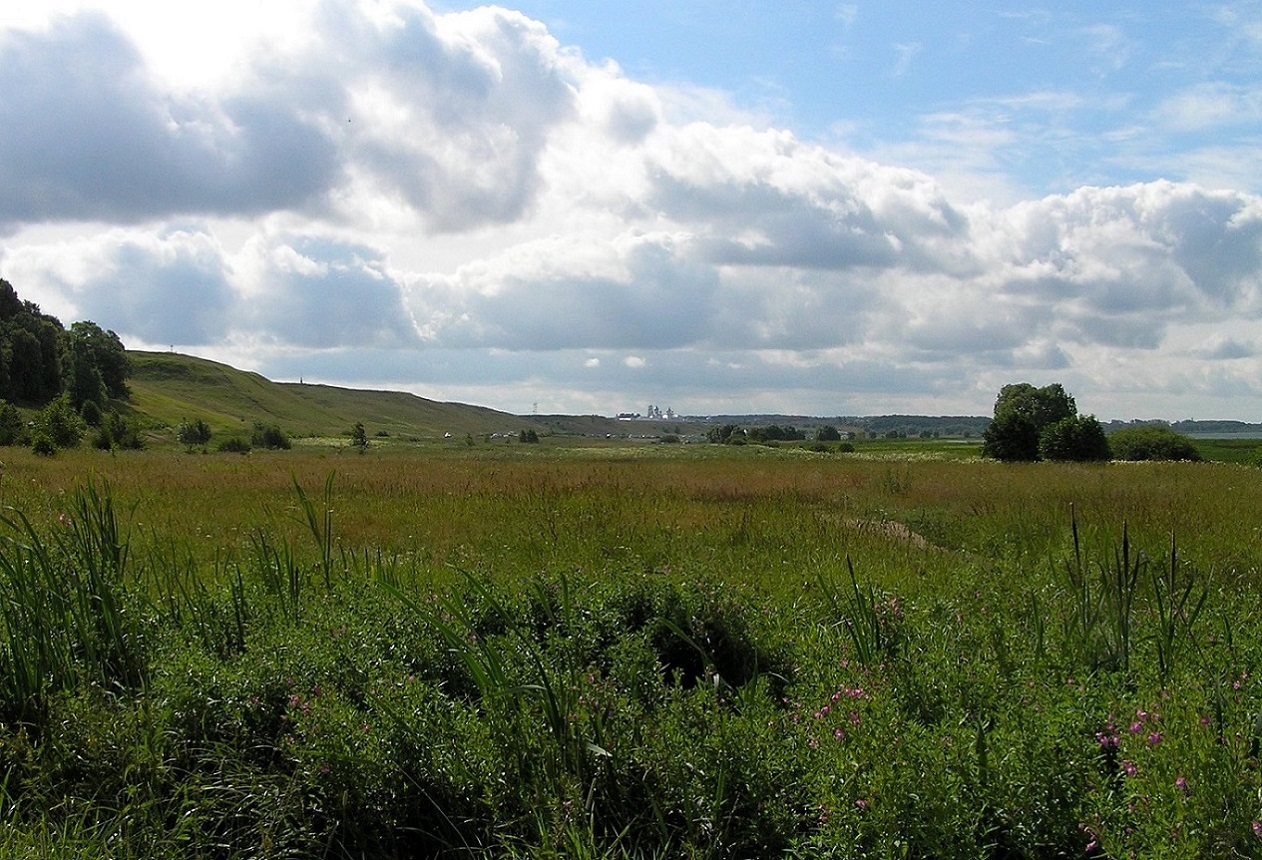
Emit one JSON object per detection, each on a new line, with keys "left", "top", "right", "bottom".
{"left": 240, "top": 235, "right": 420, "bottom": 349}
{"left": 1, "top": 226, "right": 236, "bottom": 343}
{"left": 0, "top": 13, "right": 339, "bottom": 227}
{"left": 0, "top": 1, "right": 1261, "bottom": 419}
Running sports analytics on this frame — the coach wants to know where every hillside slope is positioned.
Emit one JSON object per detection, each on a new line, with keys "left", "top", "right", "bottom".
{"left": 127, "top": 351, "right": 536, "bottom": 439}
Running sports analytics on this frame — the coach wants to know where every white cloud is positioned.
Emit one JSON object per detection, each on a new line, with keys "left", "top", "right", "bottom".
{"left": 1, "top": 1, "right": 1261, "bottom": 419}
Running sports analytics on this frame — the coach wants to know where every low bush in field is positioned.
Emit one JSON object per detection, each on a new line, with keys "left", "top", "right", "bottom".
{"left": 1109, "top": 426, "right": 1202, "bottom": 461}
{"left": 0, "top": 468, "right": 1260, "bottom": 857}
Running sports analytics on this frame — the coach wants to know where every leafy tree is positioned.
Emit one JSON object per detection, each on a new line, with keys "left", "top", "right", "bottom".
{"left": 0, "top": 293, "right": 64, "bottom": 404}
{"left": 0, "top": 280, "right": 130, "bottom": 408}
{"left": 63, "top": 321, "right": 130, "bottom": 409}
{"left": 66, "top": 321, "right": 129, "bottom": 400}
{"left": 982, "top": 383, "right": 1078, "bottom": 462}
{"left": 1109, "top": 426, "right": 1202, "bottom": 462}
{"left": 816, "top": 425, "right": 842, "bottom": 442}
{"left": 519, "top": 429, "right": 539, "bottom": 443}
{"left": 1039, "top": 415, "right": 1111, "bottom": 462}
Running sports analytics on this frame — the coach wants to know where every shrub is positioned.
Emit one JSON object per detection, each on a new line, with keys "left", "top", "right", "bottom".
{"left": 177, "top": 418, "right": 212, "bottom": 446}
{"left": 250, "top": 422, "right": 290, "bottom": 450}
{"left": 217, "top": 437, "right": 252, "bottom": 454}
{"left": 1109, "top": 426, "right": 1202, "bottom": 461}
{"left": 92, "top": 411, "right": 145, "bottom": 450}
{"left": 349, "top": 421, "right": 368, "bottom": 450}
{"left": 34, "top": 394, "right": 84, "bottom": 449}
{"left": 0, "top": 400, "right": 28, "bottom": 446}
{"left": 79, "top": 399, "right": 103, "bottom": 427}
{"left": 30, "top": 432, "right": 56, "bottom": 456}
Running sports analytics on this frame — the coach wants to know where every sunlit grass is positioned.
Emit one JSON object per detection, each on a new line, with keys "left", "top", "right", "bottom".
{"left": 0, "top": 443, "right": 1260, "bottom": 856}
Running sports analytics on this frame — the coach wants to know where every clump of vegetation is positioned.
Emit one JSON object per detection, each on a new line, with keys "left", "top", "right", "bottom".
{"left": 91, "top": 410, "right": 145, "bottom": 450}
{"left": 250, "top": 421, "right": 291, "bottom": 450}
{"left": 348, "top": 421, "right": 368, "bottom": 451}
{"left": 216, "top": 436, "right": 252, "bottom": 453}
{"left": 177, "top": 418, "right": 212, "bottom": 447}
{"left": 1110, "top": 425, "right": 1203, "bottom": 461}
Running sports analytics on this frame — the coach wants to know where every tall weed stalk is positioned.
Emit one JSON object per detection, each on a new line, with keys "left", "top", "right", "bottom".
{"left": 1151, "top": 533, "right": 1208, "bottom": 682}
{"left": 1061, "top": 507, "right": 1140, "bottom": 674}
{"left": 817, "top": 556, "right": 892, "bottom": 665}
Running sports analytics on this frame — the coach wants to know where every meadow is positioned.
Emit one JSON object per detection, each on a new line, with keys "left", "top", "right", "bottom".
{"left": 0, "top": 440, "right": 1260, "bottom": 858}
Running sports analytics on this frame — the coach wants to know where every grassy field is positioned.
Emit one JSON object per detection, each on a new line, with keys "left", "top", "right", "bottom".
{"left": 0, "top": 442, "right": 1260, "bottom": 858}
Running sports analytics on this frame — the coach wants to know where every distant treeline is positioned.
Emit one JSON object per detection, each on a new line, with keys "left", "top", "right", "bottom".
{"left": 699, "top": 414, "right": 990, "bottom": 438}
{"left": 1105, "top": 418, "right": 1262, "bottom": 436}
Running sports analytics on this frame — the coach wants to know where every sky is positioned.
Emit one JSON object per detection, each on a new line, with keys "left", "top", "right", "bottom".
{"left": 1, "top": 1, "right": 1261, "bottom": 420}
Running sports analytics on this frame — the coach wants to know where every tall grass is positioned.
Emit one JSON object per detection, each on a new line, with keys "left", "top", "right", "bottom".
{"left": 0, "top": 448, "right": 1259, "bottom": 856}
{"left": 0, "top": 480, "right": 144, "bottom": 725}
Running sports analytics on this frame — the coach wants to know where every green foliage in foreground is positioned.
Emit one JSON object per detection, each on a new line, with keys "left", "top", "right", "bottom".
{"left": 0, "top": 462, "right": 1260, "bottom": 857}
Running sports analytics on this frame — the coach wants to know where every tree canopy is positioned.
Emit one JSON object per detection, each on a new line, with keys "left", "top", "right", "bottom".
{"left": 982, "top": 382, "right": 1109, "bottom": 462}
{"left": 0, "top": 279, "right": 130, "bottom": 409}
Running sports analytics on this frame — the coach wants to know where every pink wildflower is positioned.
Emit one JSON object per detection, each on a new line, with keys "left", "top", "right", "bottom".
{"left": 1146, "top": 731, "right": 1163, "bottom": 747}
{"left": 1121, "top": 760, "right": 1137, "bottom": 777}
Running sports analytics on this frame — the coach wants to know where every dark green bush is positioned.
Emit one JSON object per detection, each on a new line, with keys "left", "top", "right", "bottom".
{"left": 1109, "top": 426, "right": 1202, "bottom": 461}
{"left": 216, "top": 437, "right": 252, "bottom": 454}
{"left": 250, "top": 422, "right": 291, "bottom": 450}
{"left": 1039, "top": 414, "right": 1111, "bottom": 462}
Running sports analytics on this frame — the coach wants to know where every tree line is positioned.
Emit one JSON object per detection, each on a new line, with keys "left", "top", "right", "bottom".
{"left": 0, "top": 279, "right": 137, "bottom": 452}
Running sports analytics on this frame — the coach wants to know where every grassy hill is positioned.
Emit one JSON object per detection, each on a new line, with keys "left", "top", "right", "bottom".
{"left": 126, "top": 351, "right": 538, "bottom": 441}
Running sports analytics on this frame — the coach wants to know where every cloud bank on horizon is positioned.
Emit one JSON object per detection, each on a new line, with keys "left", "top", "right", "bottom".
{"left": 1, "top": 0, "right": 1261, "bottom": 419}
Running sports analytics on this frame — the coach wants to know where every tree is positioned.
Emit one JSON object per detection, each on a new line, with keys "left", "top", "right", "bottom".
{"left": 1039, "top": 415, "right": 1111, "bottom": 462}
{"left": 349, "top": 421, "right": 368, "bottom": 450}
{"left": 1109, "top": 426, "right": 1202, "bottom": 462}
{"left": 519, "top": 429, "right": 539, "bottom": 443}
{"left": 982, "top": 383, "right": 1078, "bottom": 462}
{"left": 64, "top": 321, "right": 130, "bottom": 405}
{"left": 816, "top": 425, "right": 842, "bottom": 442}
